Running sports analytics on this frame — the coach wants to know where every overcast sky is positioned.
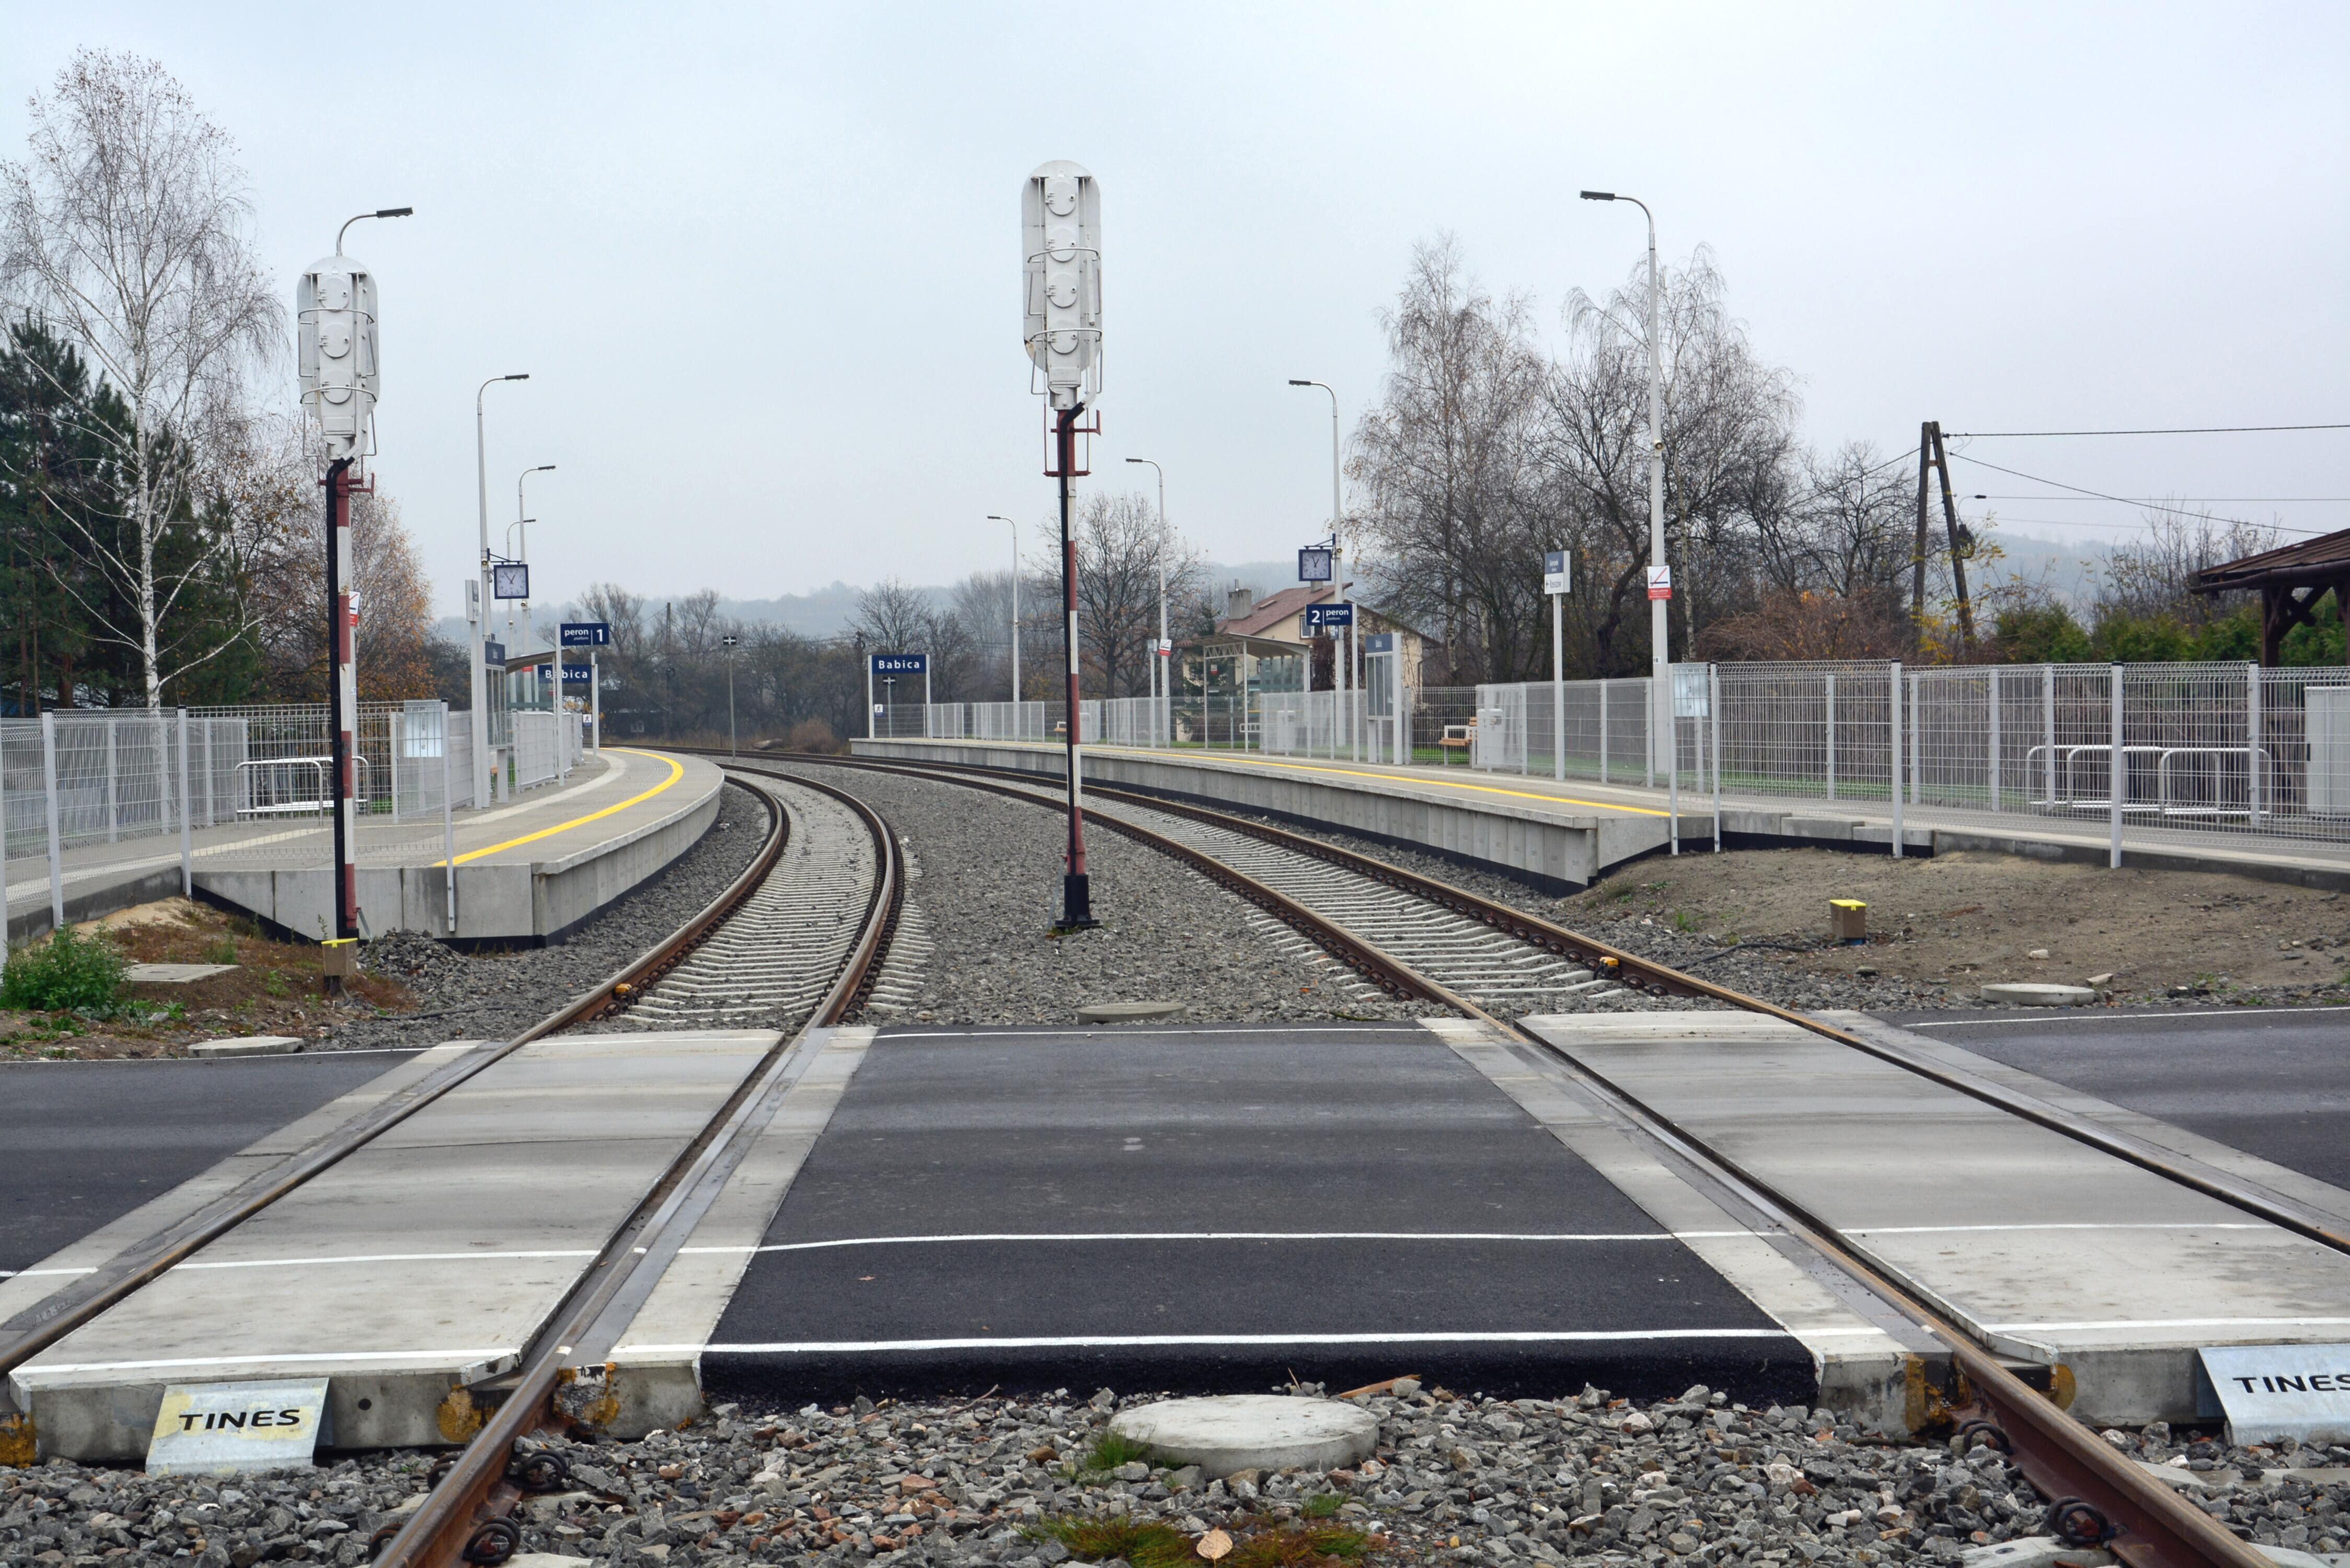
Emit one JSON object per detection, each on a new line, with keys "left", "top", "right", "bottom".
{"left": 5, "top": 3, "right": 2345, "bottom": 616}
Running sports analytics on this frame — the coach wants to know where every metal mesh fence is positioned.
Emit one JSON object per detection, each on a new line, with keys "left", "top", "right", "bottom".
{"left": 880, "top": 657, "right": 2350, "bottom": 859}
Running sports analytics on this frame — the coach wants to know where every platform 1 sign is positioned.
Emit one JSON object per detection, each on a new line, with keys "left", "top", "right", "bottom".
{"left": 560, "top": 621, "right": 611, "bottom": 647}
{"left": 2198, "top": 1344, "right": 2350, "bottom": 1445}
{"left": 148, "top": 1378, "right": 329, "bottom": 1475}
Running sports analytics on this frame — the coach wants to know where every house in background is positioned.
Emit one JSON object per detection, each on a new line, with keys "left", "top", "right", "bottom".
{"left": 1204, "top": 583, "right": 1441, "bottom": 688}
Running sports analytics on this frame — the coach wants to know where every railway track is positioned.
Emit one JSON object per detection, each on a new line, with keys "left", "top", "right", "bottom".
{"left": 719, "top": 748, "right": 2308, "bottom": 1568}
{"left": 0, "top": 746, "right": 2312, "bottom": 1568}
{"left": 0, "top": 760, "right": 905, "bottom": 1568}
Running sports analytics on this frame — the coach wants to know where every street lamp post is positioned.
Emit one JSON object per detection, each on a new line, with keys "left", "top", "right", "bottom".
{"left": 1580, "top": 190, "right": 1669, "bottom": 815}
{"left": 721, "top": 633, "right": 740, "bottom": 755}
{"left": 1124, "top": 458, "right": 1170, "bottom": 747}
{"left": 474, "top": 374, "right": 528, "bottom": 806}
{"left": 988, "top": 516, "right": 1022, "bottom": 713}
{"left": 512, "top": 464, "right": 554, "bottom": 658}
{"left": 1288, "top": 379, "right": 1355, "bottom": 759}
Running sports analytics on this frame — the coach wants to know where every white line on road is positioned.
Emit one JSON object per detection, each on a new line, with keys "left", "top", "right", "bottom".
{"left": 644, "top": 1328, "right": 1857, "bottom": 1356}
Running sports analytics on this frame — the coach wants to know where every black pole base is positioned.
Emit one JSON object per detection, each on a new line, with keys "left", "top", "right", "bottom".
{"left": 1053, "top": 872, "right": 1099, "bottom": 933}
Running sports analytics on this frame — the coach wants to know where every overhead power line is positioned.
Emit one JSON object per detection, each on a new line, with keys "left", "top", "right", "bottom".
{"left": 1945, "top": 452, "right": 2331, "bottom": 536}
{"left": 1946, "top": 422, "right": 2350, "bottom": 437}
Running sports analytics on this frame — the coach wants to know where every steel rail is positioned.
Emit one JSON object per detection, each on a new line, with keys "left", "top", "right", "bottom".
{"left": 373, "top": 766, "right": 901, "bottom": 1568}
{"left": 778, "top": 750, "right": 2350, "bottom": 1256}
{"left": 0, "top": 764, "right": 790, "bottom": 1402}
{"left": 723, "top": 750, "right": 2276, "bottom": 1568}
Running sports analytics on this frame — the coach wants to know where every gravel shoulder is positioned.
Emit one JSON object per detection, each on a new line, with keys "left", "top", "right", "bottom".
{"left": 1207, "top": 812, "right": 2350, "bottom": 1016}
{"left": 745, "top": 761, "right": 1443, "bottom": 1029}
{"left": 333, "top": 781, "right": 770, "bottom": 1051}
{"left": 11, "top": 1383, "right": 2347, "bottom": 1568}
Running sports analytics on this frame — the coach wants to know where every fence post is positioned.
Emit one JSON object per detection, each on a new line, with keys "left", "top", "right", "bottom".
{"left": 1598, "top": 682, "right": 1609, "bottom": 784}
{"left": 2042, "top": 665, "right": 2056, "bottom": 812}
{"left": 2109, "top": 662, "right": 2124, "bottom": 869}
{"left": 104, "top": 719, "right": 118, "bottom": 843}
{"left": 41, "top": 710, "right": 64, "bottom": 933}
{"left": 1908, "top": 672, "right": 1922, "bottom": 805}
{"left": 1824, "top": 672, "right": 1837, "bottom": 801}
{"left": 2247, "top": 661, "right": 2263, "bottom": 826}
{"left": 1667, "top": 671, "right": 1680, "bottom": 857}
{"left": 177, "top": 709, "right": 193, "bottom": 897}
{"left": 1889, "top": 661, "right": 1904, "bottom": 860}
{"left": 441, "top": 701, "right": 457, "bottom": 936}
{"left": 388, "top": 710, "right": 401, "bottom": 824}
{"left": 1710, "top": 664, "right": 1722, "bottom": 853}
{"left": 1987, "top": 669, "right": 2001, "bottom": 813}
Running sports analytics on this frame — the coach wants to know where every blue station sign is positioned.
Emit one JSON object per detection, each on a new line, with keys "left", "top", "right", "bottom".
{"left": 1302, "top": 601, "right": 1355, "bottom": 629}
{"left": 870, "top": 653, "right": 928, "bottom": 675}
{"left": 560, "top": 622, "right": 612, "bottom": 647}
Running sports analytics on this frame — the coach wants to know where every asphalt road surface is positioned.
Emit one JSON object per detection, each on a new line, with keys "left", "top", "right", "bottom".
{"left": 705, "top": 1022, "right": 1812, "bottom": 1404}
{"left": 0, "top": 1051, "right": 415, "bottom": 1276}
{"left": 1879, "top": 1004, "right": 2350, "bottom": 1191}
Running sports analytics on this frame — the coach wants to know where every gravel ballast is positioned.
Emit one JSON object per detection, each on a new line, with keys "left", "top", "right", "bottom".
{"left": 327, "top": 783, "right": 770, "bottom": 1052}
{"left": 11, "top": 1385, "right": 2347, "bottom": 1568}
{"left": 743, "top": 762, "right": 1441, "bottom": 1028}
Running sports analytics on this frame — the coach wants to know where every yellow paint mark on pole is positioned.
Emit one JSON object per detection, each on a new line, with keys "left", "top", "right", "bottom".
{"left": 442, "top": 750, "right": 687, "bottom": 867}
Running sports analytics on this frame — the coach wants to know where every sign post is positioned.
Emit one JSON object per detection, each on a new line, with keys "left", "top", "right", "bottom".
{"left": 870, "top": 654, "right": 926, "bottom": 743}
{"left": 722, "top": 633, "right": 741, "bottom": 755}
{"left": 1545, "top": 551, "right": 1571, "bottom": 781}
{"left": 1025, "top": 159, "right": 1104, "bottom": 930}
{"left": 560, "top": 623, "right": 611, "bottom": 752}
{"left": 1303, "top": 601, "right": 1355, "bottom": 762}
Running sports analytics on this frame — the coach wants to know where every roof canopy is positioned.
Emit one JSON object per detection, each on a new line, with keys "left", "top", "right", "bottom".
{"left": 2192, "top": 526, "right": 2350, "bottom": 594}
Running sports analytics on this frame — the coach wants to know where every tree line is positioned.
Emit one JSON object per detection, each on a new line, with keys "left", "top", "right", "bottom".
{"left": 0, "top": 50, "right": 447, "bottom": 715}
{"left": 1347, "top": 235, "right": 2335, "bottom": 679}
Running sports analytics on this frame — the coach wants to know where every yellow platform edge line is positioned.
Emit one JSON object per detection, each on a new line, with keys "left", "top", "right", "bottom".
{"left": 442, "top": 750, "right": 688, "bottom": 867}
{"left": 932, "top": 740, "right": 1678, "bottom": 820}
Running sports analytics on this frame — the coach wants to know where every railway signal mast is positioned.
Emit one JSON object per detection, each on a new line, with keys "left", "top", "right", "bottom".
{"left": 1023, "top": 160, "right": 1104, "bottom": 930}
{"left": 298, "top": 207, "right": 409, "bottom": 947}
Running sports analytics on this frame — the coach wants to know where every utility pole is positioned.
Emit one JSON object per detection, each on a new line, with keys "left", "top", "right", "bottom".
{"left": 1913, "top": 422, "right": 1933, "bottom": 625}
{"left": 1928, "top": 422, "right": 1977, "bottom": 653}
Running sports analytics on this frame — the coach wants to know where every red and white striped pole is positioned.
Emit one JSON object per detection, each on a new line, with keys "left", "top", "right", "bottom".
{"left": 326, "top": 458, "right": 359, "bottom": 942}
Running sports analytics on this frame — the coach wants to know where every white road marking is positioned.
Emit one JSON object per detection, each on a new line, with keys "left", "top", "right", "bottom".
{"left": 5, "top": 1248, "right": 596, "bottom": 1281}
{"left": 638, "top": 1327, "right": 1848, "bottom": 1356}
{"left": 1850, "top": 1222, "right": 2269, "bottom": 1235}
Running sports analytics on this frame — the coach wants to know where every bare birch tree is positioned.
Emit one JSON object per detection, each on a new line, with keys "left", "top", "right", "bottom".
{"left": 1, "top": 49, "right": 281, "bottom": 708}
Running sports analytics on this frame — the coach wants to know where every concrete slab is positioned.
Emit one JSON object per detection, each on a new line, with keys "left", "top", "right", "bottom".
{"left": 188, "top": 1035, "right": 304, "bottom": 1058}
{"left": 686, "top": 1022, "right": 1817, "bottom": 1408}
{"left": 1076, "top": 1000, "right": 1184, "bottom": 1023}
{"left": 1980, "top": 983, "right": 2095, "bottom": 1007}
{"left": 1518, "top": 1011, "right": 2350, "bottom": 1425}
{"left": 125, "top": 963, "right": 239, "bottom": 984}
{"left": 8, "top": 1031, "right": 778, "bottom": 1460}
{"left": 1108, "top": 1394, "right": 1378, "bottom": 1477}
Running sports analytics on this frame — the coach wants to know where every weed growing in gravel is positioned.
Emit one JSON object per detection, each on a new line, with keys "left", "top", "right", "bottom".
{"left": 1029, "top": 1517, "right": 1196, "bottom": 1568}
{"left": 203, "top": 935, "right": 238, "bottom": 965}
{"left": 1, "top": 927, "right": 126, "bottom": 1011}
{"left": 1075, "top": 1431, "right": 1156, "bottom": 1473}
{"left": 1032, "top": 1515, "right": 1379, "bottom": 1568}
{"left": 1225, "top": 1519, "right": 1379, "bottom": 1568}
{"left": 1300, "top": 1494, "right": 1343, "bottom": 1520}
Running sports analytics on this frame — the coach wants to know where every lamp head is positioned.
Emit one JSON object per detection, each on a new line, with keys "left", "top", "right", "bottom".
{"left": 1580, "top": 190, "right": 1615, "bottom": 201}
{"left": 1287, "top": 379, "right": 1312, "bottom": 387}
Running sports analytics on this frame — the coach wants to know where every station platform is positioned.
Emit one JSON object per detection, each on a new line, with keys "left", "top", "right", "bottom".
{"left": 0, "top": 746, "right": 724, "bottom": 946}
{"left": 854, "top": 738, "right": 2350, "bottom": 894}
{"left": 1520, "top": 1010, "right": 2350, "bottom": 1426}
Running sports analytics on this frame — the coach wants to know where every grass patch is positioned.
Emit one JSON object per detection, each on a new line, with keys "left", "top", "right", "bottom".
{"left": 1031, "top": 1515, "right": 1379, "bottom": 1568}
{"left": 1077, "top": 1431, "right": 1158, "bottom": 1474}
{"left": 1226, "top": 1520, "right": 1378, "bottom": 1568}
{"left": 1300, "top": 1495, "right": 1342, "bottom": 1520}
{"left": 2, "top": 927, "right": 126, "bottom": 1012}
{"left": 1028, "top": 1518, "right": 1196, "bottom": 1568}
